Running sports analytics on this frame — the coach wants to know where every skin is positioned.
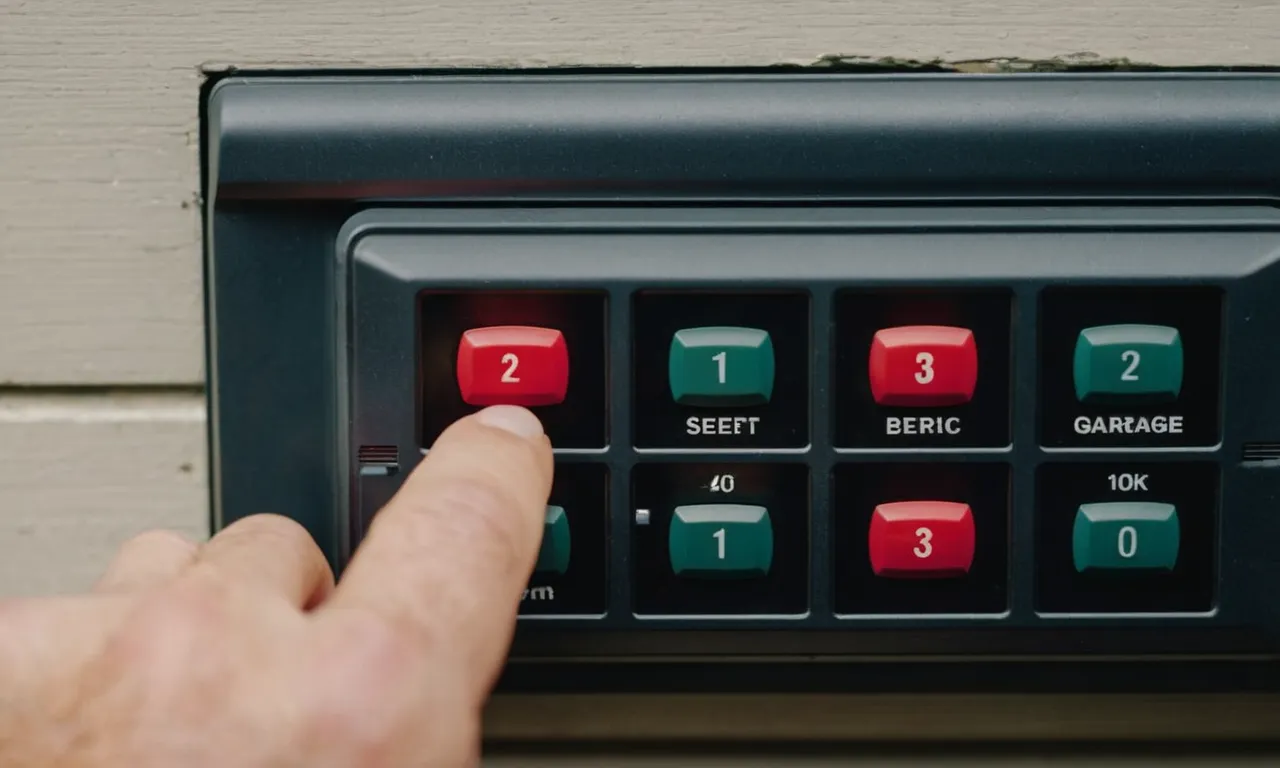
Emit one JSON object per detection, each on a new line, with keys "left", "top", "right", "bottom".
{"left": 0, "top": 405, "right": 554, "bottom": 767}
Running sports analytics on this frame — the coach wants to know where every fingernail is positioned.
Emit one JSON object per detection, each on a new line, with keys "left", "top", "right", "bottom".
{"left": 476, "top": 405, "right": 545, "bottom": 440}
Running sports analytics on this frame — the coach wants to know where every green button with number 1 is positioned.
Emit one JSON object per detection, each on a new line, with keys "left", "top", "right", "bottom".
{"left": 668, "top": 327, "right": 775, "bottom": 407}
{"left": 668, "top": 504, "right": 774, "bottom": 578}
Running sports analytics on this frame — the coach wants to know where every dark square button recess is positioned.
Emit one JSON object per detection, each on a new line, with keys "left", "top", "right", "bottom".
{"left": 1038, "top": 286, "right": 1222, "bottom": 448}
{"left": 633, "top": 291, "right": 810, "bottom": 449}
{"left": 832, "top": 462, "right": 1010, "bottom": 615}
{"left": 632, "top": 462, "right": 809, "bottom": 616}
{"left": 521, "top": 462, "right": 609, "bottom": 617}
{"left": 835, "top": 288, "right": 1012, "bottom": 449}
{"left": 417, "top": 290, "right": 607, "bottom": 449}
{"left": 1036, "top": 461, "right": 1217, "bottom": 614}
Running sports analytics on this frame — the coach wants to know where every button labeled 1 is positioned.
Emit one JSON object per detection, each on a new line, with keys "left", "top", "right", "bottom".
{"left": 868, "top": 501, "right": 975, "bottom": 578}
{"left": 668, "top": 504, "right": 773, "bottom": 577}
{"left": 668, "top": 327, "right": 775, "bottom": 407}
{"left": 1073, "top": 324, "right": 1183, "bottom": 402}
{"left": 456, "top": 325, "right": 569, "bottom": 406}
{"left": 869, "top": 326, "right": 978, "bottom": 407}
{"left": 1072, "top": 502, "right": 1179, "bottom": 571}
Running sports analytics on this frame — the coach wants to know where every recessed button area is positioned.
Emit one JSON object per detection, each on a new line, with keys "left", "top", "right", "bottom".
{"left": 521, "top": 463, "right": 609, "bottom": 617}
{"left": 833, "top": 463, "right": 1008, "bottom": 616}
{"left": 1039, "top": 287, "right": 1220, "bottom": 448}
{"left": 418, "top": 291, "right": 607, "bottom": 449}
{"left": 534, "top": 505, "right": 572, "bottom": 575}
{"left": 835, "top": 289, "right": 1011, "bottom": 449}
{"left": 457, "top": 325, "right": 569, "bottom": 406}
{"left": 869, "top": 501, "right": 975, "bottom": 579}
{"left": 1072, "top": 502, "right": 1179, "bottom": 572}
{"left": 1073, "top": 324, "right": 1183, "bottom": 403}
{"left": 869, "top": 326, "right": 978, "bottom": 407}
{"left": 669, "top": 327, "right": 775, "bottom": 407}
{"left": 1036, "top": 462, "right": 1216, "bottom": 614}
{"left": 633, "top": 291, "right": 809, "bottom": 449}
{"left": 632, "top": 463, "right": 808, "bottom": 616}
{"left": 669, "top": 504, "right": 773, "bottom": 577}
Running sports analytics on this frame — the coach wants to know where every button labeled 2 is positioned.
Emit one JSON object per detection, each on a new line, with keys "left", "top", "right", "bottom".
{"left": 868, "top": 501, "right": 975, "bottom": 578}
{"left": 668, "top": 327, "right": 774, "bottom": 407}
{"left": 869, "top": 326, "right": 978, "bottom": 407}
{"left": 1072, "top": 501, "right": 1179, "bottom": 571}
{"left": 1073, "top": 324, "right": 1183, "bottom": 402}
{"left": 668, "top": 504, "right": 773, "bottom": 577}
{"left": 456, "top": 325, "right": 569, "bottom": 406}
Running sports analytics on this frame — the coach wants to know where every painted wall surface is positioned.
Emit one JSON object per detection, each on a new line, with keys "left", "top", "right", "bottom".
{"left": 3, "top": 0, "right": 1280, "bottom": 747}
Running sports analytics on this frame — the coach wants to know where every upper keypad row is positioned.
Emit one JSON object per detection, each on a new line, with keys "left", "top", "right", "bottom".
{"left": 418, "top": 287, "right": 1222, "bottom": 450}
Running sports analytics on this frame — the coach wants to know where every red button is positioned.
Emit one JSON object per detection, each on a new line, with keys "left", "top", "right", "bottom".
{"left": 456, "top": 326, "right": 569, "bottom": 406}
{"left": 868, "top": 501, "right": 975, "bottom": 578}
{"left": 868, "top": 326, "right": 978, "bottom": 407}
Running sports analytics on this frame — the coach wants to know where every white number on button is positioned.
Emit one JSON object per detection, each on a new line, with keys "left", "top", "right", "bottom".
{"left": 915, "top": 351, "right": 935, "bottom": 385}
{"left": 1117, "top": 525, "right": 1138, "bottom": 559}
{"left": 712, "top": 351, "right": 727, "bottom": 384}
{"left": 913, "top": 526, "right": 933, "bottom": 558}
{"left": 713, "top": 527, "right": 726, "bottom": 559}
{"left": 500, "top": 352, "right": 521, "bottom": 383}
{"left": 1120, "top": 349, "right": 1141, "bottom": 381}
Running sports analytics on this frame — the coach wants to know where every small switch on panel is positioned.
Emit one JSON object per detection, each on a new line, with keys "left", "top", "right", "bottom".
{"left": 1072, "top": 502, "right": 1179, "bottom": 572}
{"left": 868, "top": 500, "right": 976, "bottom": 578}
{"left": 668, "top": 327, "right": 775, "bottom": 407}
{"left": 869, "top": 326, "right": 978, "bottom": 407}
{"left": 668, "top": 503, "right": 774, "bottom": 578}
{"left": 456, "top": 325, "right": 569, "bottom": 406}
{"left": 1073, "top": 324, "right": 1183, "bottom": 402}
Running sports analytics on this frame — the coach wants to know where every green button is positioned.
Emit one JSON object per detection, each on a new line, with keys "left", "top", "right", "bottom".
{"left": 668, "top": 327, "right": 775, "bottom": 406}
{"left": 1073, "top": 324, "right": 1183, "bottom": 402}
{"left": 534, "top": 505, "right": 571, "bottom": 575}
{"left": 668, "top": 504, "right": 773, "bottom": 578}
{"left": 1072, "top": 502, "right": 1180, "bottom": 572}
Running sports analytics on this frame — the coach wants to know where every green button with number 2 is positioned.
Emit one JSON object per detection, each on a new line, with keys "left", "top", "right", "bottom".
{"left": 668, "top": 504, "right": 774, "bottom": 578}
{"left": 668, "top": 327, "right": 775, "bottom": 407}
{"left": 1072, "top": 324, "right": 1183, "bottom": 402}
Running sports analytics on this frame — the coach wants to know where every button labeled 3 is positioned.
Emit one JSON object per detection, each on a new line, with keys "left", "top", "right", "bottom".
{"left": 869, "top": 326, "right": 978, "bottom": 407}
{"left": 668, "top": 327, "right": 775, "bottom": 406}
{"left": 668, "top": 504, "right": 773, "bottom": 577}
{"left": 1073, "top": 324, "right": 1183, "bottom": 402}
{"left": 456, "top": 325, "right": 569, "bottom": 406}
{"left": 868, "top": 501, "right": 976, "bottom": 578}
{"left": 1072, "top": 501, "right": 1179, "bottom": 572}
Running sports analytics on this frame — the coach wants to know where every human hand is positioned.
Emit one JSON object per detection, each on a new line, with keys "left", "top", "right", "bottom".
{"left": 0, "top": 405, "right": 553, "bottom": 767}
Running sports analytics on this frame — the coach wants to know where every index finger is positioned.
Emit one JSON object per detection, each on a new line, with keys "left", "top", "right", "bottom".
{"left": 319, "top": 405, "right": 553, "bottom": 692}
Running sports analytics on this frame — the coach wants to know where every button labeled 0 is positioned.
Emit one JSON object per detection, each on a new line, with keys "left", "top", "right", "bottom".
{"left": 868, "top": 501, "right": 975, "bottom": 578}
{"left": 456, "top": 325, "right": 569, "bottom": 406}
{"left": 869, "top": 326, "right": 978, "bottom": 407}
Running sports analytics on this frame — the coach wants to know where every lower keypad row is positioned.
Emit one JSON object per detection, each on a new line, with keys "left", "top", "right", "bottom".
{"left": 523, "top": 462, "right": 1217, "bottom": 618}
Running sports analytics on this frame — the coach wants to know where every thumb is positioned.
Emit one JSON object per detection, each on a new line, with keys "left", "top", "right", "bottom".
{"left": 319, "top": 405, "right": 553, "bottom": 696}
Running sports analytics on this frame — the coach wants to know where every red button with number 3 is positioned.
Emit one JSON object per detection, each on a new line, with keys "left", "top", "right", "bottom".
{"left": 456, "top": 326, "right": 569, "bottom": 406}
{"left": 868, "top": 325, "right": 978, "bottom": 407}
{"left": 868, "top": 501, "right": 975, "bottom": 579}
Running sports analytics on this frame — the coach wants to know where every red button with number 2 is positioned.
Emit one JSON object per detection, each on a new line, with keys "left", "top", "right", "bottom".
{"left": 868, "top": 501, "right": 975, "bottom": 578}
{"left": 868, "top": 325, "right": 978, "bottom": 407}
{"left": 456, "top": 325, "right": 569, "bottom": 406}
